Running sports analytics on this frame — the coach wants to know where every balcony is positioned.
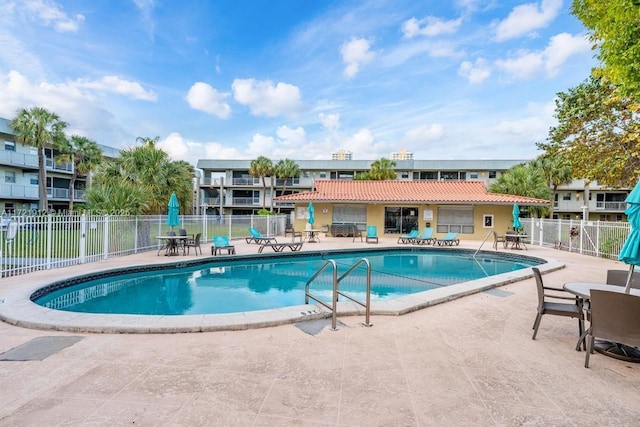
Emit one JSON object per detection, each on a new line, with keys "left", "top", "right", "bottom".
{"left": 45, "top": 158, "right": 73, "bottom": 173}
{"left": 595, "top": 201, "right": 626, "bottom": 211}
{"left": 0, "top": 183, "right": 39, "bottom": 199}
{"left": 202, "top": 197, "right": 224, "bottom": 206}
{"left": 232, "top": 178, "right": 260, "bottom": 186}
{"left": 0, "top": 150, "right": 38, "bottom": 169}
{"left": 232, "top": 197, "right": 260, "bottom": 206}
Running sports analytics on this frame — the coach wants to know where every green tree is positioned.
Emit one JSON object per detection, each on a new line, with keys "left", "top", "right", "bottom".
{"left": 368, "top": 157, "right": 397, "bottom": 180}
{"left": 489, "top": 164, "right": 552, "bottom": 217}
{"left": 249, "top": 156, "right": 274, "bottom": 210}
{"left": 537, "top": 76, "right": 640, "bottom": 187}
{"left": 529, "top": 156, "right": 573, "bottom": 218}
{"left": 87, "top": 136, "right": 194, "bottom": 214}
{"left": 572, "top": 0, "right": 640, "bottom": 96}
{"left": 274, "top": 159, "right": 300, "bottom": 213}
{"left": 10, "top": 106, "right": 67, "bottom": 211}
{"left": 56, "top": 135, "right": 103, "bottom": 212}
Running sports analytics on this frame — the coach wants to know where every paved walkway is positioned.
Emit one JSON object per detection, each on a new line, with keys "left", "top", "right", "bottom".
{"left": 0, "top": 237, "right": 639, "bottom": 425}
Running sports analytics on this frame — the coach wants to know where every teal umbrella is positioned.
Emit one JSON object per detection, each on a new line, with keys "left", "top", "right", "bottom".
{"left": 512, "top": 204, "right": 522, "bottom": 231}
{"left": 618, "top": 181, "right": 640, "bottom": 293}
{"left": 167, "top": 192, "right": 180, "bottom": 229}
{"left": 307, "top": 202, "right": 315, "bottom": 226}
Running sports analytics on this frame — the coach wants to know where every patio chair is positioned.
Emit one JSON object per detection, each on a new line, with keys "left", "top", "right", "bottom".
{"left": 212, "top": 235, "right": 236, "bottom": 255}
{"left": 184, "top": 232, "right": 202, "bottom": 255}
{"left": 434, "top": 232, "right": 459, "bottom": 246}
{"left": 585, "top": 290, "right": 640, "bottom": 368}
{"left": 605, "top": 269, "right": 640, "bottom": 289}
{"left": 365, "top": 225, "right": 378, "bottom": 244}
{"left": 397, "top": 229, "right": 419, "bottom": 244}
{"left": 352, "top": 224, "right": 364, "bottom": 242}
{"left": 245, "top": 227, "right": 277, "bottom": 244}
{"left": 531, "top": 267, "right": 584, "bottom": 343}
{"left": 284, "top": 224, "right": 303, "bottom": 242}
{"left": 413, "top": 228, "right": 435, "bottom": 245}
{"left": 492, "top": 231, "right": 506, "bottom": 250}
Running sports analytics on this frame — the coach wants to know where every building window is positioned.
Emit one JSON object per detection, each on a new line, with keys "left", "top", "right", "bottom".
{"left": 4, "top": 141, "right": 15, "bottom": 151}
{"left": 332, "top": 204, "right": 366, "bottom": 225}
{"left": 488, "top": 171, "right": 496, "bottom": 178}
{"left": 319, "top": 172, "right": 327, "bottom": 179}
{"left": 401, "top": 172, "right": 409, "bottom": 179}
{"left": 437, "top": 206, "right": 474, "bottom": 234}
{"left": 5, "top": 171, "right": 15, "bottom": 183}
{"left": 30, "top": 174, "right": 38, "bottom": 185}
{"left": 440, "top": 171, "right": 459, "bottom": 180}
{"left": 563, "top": 192, "right": 571, "bottom": 200}
{"left": 384, "top": 207, "right": 419, "bottom": 234}
{"left": 469, "top": 172, "right": 478, "bottom": 179}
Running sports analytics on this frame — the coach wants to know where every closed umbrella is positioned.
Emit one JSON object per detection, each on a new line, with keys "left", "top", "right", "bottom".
{"left": 512, "top": 204, "right": 522, "bottom": 232}
{"left": 167, "top": 192, "right": 180, "bottom": 229}
{"left": 307, "top": 202, "right": 315, "bottom": 227}
{"left": 618, "top": 181, "right": 640, "bottom": 294}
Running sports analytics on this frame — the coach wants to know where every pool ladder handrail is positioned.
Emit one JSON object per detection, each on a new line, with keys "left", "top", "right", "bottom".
{"left": 473, "top": 230, "right": 494, "bottom": 257}
{"left": 305, "top": 258, "right": 373, "bottom": 331}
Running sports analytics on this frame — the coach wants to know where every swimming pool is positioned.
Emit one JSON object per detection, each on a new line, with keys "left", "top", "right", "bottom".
{"left": 33, "top": 248, "right": 542, "bottom": 316}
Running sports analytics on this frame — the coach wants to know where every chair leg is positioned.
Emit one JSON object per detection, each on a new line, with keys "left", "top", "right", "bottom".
{"left": 585, "top": 333, "right": 593, "bottom": 368}
{"left": 532, "top": 313, "right": 542, "bottom": 340}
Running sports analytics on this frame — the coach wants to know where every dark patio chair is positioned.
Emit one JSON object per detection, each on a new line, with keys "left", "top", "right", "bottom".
{"left": 605, "top": 269, "right": 640, "bottom": 289}
{"left": 531, "top": 267, "right": 584, "bottom": 343}
{"left": 184, "top": 232, "right": 202, "bottom": 255}
{"left": 585, "top": 290, "right": 640, "bottom": 368}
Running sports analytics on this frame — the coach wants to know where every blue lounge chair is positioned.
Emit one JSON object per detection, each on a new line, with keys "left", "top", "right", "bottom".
{"left": 212, "top": 236, "right": 235, "bottom": 255}
{"left": 413, "top": 228, "right": 435, "bottom": 245}
{"left": 434, "top": 232, "right": 460, "bottom": 246}
{"left": 245, "top": 227, "right": 277, "bottom": 244}
{"left": 397, "top": 229, "right": 419, "bottom": 244}
{"left": 366, "top": 225, "right": 378, "bottom": 244}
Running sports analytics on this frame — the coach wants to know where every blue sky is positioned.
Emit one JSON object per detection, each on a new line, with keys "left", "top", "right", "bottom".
{"left": 0, "top": 0, "right": 595, "bottom": 164}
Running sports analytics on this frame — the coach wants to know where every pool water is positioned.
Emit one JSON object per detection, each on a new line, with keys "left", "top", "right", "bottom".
{"left": 34, "top": 249, "right": 540, "bottom": 315}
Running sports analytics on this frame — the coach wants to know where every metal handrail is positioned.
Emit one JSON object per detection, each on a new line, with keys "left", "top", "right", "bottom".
{"left": 304, "top": 258, "right": 373, "bottom": 330}
{"left": 337, "top": 258, "right": 373, "bottom": 327}
{"left": 305, "top": 260, "right": 338, "bottom": 329}
{"left": 474, "top": 230, "right": 494, "bottom": 257}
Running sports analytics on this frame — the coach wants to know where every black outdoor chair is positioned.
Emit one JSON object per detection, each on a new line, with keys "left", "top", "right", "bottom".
{"left": 184, "top": 232, "right": 202, "bottom": 255}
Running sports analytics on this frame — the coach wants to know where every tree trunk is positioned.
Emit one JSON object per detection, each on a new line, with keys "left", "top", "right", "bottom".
{"left": 38, "top": 148, "right": 48, "bottom": 211}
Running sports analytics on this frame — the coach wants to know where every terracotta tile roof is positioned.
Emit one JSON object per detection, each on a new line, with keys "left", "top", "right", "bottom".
{"left": 275, "top": 180, "right": 549, "bottom": 205}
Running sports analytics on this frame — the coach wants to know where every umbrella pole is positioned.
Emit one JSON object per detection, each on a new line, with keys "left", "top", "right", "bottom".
{"left": 625, "top": 265, "right": 635, "bottom": 294}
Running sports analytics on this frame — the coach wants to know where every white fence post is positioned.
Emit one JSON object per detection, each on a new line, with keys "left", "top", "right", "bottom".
{"left": 103, "top": 215, "right": 110, "bottom": 260}
{"left": 79, "top": 214, "right": 87, "bottom": 263}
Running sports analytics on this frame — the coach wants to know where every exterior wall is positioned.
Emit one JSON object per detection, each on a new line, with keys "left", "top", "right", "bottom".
{"left": 291, "top": 202, "right": 519, "bottom": 240}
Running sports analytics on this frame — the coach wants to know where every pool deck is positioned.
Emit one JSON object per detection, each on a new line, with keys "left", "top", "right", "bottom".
{"left": 1, "top": 236, "right": 639, "bottom": 425}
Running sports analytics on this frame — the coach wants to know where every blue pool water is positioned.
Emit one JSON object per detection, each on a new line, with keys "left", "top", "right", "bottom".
{"left": 34, "top": 249, "right": 541, "bottom": 315}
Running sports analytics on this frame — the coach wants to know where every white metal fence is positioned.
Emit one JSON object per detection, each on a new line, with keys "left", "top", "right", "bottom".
{"left": 0, "top": 214, "right": 287, "bottom": 277}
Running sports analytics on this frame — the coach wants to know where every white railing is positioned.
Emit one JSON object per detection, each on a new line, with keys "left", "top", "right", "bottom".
{"left": 0, "top": 213, "right": 287, "bottom": 277}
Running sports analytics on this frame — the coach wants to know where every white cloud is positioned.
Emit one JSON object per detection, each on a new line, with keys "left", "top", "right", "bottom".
{"left": 21, "top": 0, "right": 85, "bottom": 32}
{"left": 319, "top": 112, "right": 340, "bottom": 130}
{"left": 343, "top": 128, "right": 388, "bottom": 157}
{"left": 403, "top": 124, "right": 445, "bottom": 145}
{"left": 186, "top": 82, "right": 231, "bottom": 119}
{"left": 276, "top": 125, "right": 306, "bottom": 145}
{"left": 544, "top": 32, "right": 591, "bottom": 76}
{"left": 158, "top": 132, "right": 243, "bottom": 161}
{"left": 495, "top": 0, "right": 562, "bottom": 41}
{"left": 74, "top": 76, "right": 157, "bottom": 101}
{"left": 458, "top": 58, "right": 491, "bottom": 84}
{"left": 340, "top": 37, "right": 376, "bottom": 79}
{"left": 494, "top": 100, "right": 555, "bottom": 137}
{"left": 232, "top": 78, "right": 304, "bottom": 117}
{"left": 495, "top": 51, "right": 544, "bottom": 80}
{"left": 401, "top": 16, "right": 462, "bottom": 39}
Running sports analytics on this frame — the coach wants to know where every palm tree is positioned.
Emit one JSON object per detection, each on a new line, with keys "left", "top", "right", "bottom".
{"left": 368, "top": 157, "right": 397, "bottom": 180}
{"left": 56, "top": 135, "right": 103, "bottom": 212}
{"left": 530, "top": 156, "right": 572, "bottom": 218}
{"left": 10, "top": 107, "right": 68, "bottom": 211}
{"left": 274, "top": 159, "right": 300, "bottom": 213}
{"left": 88, "top": 136, "right": 194, "bottom": 215}
{"left": 249, "top": 156, "right": 274, "bottom": 210}
{"left": 489, "top": 164, "right": 552, "bottom": 217}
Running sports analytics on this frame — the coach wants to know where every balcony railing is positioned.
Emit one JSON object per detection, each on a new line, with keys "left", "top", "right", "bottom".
{"left": 232, "top": 197, "right": 260, "bottom": 205}
{"left": 45, "top": 158, "right": 73, "bottom": 172}
{"left": 0, "top": 183, "right": 39, "bottom": 198}
{"left": 0, "top": 150, "right": 38, "bottom": 168}
{"left": 202, "top": 197, "right": 224, "bottom": 206}
{"left": 232, "top": 178, "right": 261, "bottom": 186}
{"left": 595, "top": 201, "right": 626, "bottom": 211}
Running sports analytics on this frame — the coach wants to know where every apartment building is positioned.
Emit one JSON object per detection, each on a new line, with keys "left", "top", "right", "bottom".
{"left": 0, "top": 117, "right": 119, "bottom": 213}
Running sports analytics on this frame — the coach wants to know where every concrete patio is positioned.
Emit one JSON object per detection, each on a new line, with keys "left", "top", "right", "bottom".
{"left": 0, "top": 237, "right": 638, "bottom": 426}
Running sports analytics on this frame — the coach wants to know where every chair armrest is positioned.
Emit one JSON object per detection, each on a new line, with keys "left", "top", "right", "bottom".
{"left": 544, "top": 286, "right": 568, "bottom": 292}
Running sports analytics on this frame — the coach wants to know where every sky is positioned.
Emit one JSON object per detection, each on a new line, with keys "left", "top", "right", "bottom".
{"left": 0, "top": 0, "right": 596, "bottom": 165}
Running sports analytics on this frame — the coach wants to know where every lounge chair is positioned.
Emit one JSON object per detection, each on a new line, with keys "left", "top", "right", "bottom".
{"left": 585, "top": 290, "right": 640, "bottom": 368}
{"left": 413, "top": 228, "right": 435, "bottom": 245}
{"left": 184, "top": 232, "right": 202, "bottom": 255}
{"left": 245, "top": 227, "right": 277, "bottom": 244}
{"left": 434, "top": 232, "right": 459, "bottom": 246}
{"left": 212, "top": 235, "right": 236, "bottom": 255}
{"left": 365, "top": 225, "right": 378, "bottom": 244}
{"left": 531, "top": 267, "right": 584, "bottom": 344}
{"left": 397, "top": 229, "right": 419, "bottom": 244}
